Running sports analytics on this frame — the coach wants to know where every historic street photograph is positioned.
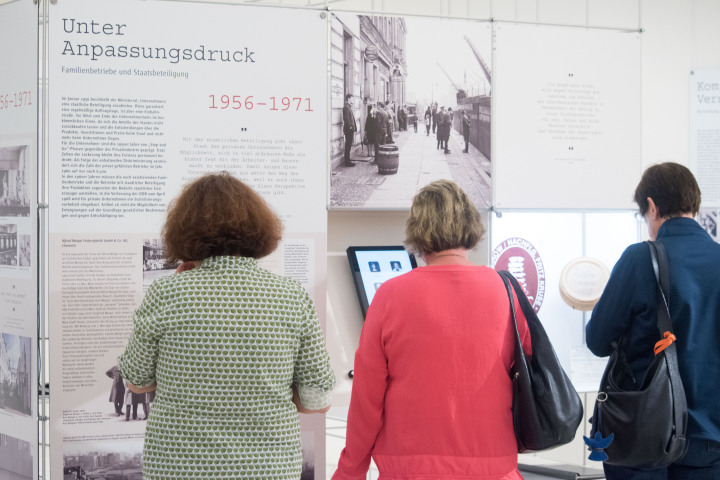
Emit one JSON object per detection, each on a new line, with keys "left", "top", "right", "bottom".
{"left": 329, "top": 15, "right": 492, "bottom": 210}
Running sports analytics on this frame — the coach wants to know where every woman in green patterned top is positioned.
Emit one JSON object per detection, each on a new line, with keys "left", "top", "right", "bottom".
{"left": 119, "top": 171, "right": 336, "bottom": 479}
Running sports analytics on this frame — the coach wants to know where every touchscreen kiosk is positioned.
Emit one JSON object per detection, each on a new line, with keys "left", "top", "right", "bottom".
{"left": 346, "top": 246, "right": 417, "bottom": 318}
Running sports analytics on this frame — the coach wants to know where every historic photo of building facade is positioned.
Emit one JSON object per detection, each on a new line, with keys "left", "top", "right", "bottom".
{"left": 64, "top": 440, "right": 143, "bottom": 480}
{"left": 0, "top": 224, "right": 18, "bottom": 266}
{"left": 329, "top": 14, "right": 492, "bottom": 209}
{"left": 0, "top": 145, "right": 31, "bottom": 217}
{"left": 142, "top": 238, "right": 180, "bottom": 291}
{"left": 0, "top": 332, "right": 32, "bottom": 416}
{"left": 0, "top": 432, "right": 32, "bottom": 480}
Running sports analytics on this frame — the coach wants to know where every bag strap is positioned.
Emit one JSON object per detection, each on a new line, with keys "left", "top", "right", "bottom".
{"left": 500, "top": 270, "right": 541, "bottom": 324}
{"left": 647, "top": 240, "right": 673, "bottom": 336}
{"left": 497, "top": 270, "right": 528, "bottom": 376}
{"left": 647, "top": 240, "right": 686, "bottom": 432}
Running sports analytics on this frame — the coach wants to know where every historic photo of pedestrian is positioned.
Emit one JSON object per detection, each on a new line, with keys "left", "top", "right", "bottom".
{"left": 102, "top": 366, "right": 153, "bottom": 422}
{"left": 329, "top": 15, "right": 492, "bottom": 210}
{"left": 0, "top": 333, "right": 32, "bottom": 416}
{"left": 0, "top": 145, "right": 31, "bottom": 217}
{"left": 18, "top": 234, "right": 31, "bottom": 267}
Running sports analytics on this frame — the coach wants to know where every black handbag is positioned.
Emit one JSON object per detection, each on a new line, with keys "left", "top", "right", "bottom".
{"left": 586, "top": 240, "right": 688, "bottom": 469}
{"left": 498, "top": 270, "right": 584, "bottom": 452}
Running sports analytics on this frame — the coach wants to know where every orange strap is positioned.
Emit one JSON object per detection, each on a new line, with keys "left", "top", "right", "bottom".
{"left": 654, "top": 331, "right": 676, "bottom": 355}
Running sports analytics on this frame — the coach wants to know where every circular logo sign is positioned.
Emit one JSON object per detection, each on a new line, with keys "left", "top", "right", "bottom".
{"left": 364, "top": 45, "right": 379, "bottom": 62}
{"left": 492, "top": 237, "right": 546, "bottom": 313}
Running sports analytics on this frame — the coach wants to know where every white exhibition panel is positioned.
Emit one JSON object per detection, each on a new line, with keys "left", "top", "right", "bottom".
{"left": 493, "top": 23, "right": 642, "bottom": 210}
{"left": 47, "top": 1, "right": 328, "bottom": 478}
{"left": 690, "top": 69, "right": 720, "bottom": 208}
{"left": 0, "top": 1, "right": 38, "bottom": 479}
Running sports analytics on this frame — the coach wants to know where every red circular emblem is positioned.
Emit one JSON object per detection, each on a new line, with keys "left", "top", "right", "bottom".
{"left": 492, "top": 237, "right": 546, "bottom": 313}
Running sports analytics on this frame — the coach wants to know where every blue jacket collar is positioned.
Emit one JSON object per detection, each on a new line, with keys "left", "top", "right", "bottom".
{"left": 657, "top": 217, "right": 709, "bottom": 240}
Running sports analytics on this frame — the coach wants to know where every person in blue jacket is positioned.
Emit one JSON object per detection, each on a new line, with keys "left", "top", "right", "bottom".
{"left": 586, "top": 162, "right": 720, "bottom": 480}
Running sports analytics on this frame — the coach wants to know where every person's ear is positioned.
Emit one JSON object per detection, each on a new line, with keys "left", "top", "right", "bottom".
{"left": 646, "top": 197, "right": 659, "bottom": 219}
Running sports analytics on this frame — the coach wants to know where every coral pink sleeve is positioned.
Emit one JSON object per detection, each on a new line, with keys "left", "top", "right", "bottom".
{"left": 332, "top": 301, "right": 388, "bottom": 480}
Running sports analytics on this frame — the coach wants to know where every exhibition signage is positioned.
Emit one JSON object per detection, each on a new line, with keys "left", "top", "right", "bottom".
{"left": 47, "top": 1, "right": 328, "bottom": 478}
{"left": 0, "top": 1, "right": 39, "bottom": 480}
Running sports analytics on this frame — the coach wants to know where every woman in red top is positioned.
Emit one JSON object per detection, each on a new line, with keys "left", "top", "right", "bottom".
{"left": 333, "top": 180, "right": 531, "bottom": 480}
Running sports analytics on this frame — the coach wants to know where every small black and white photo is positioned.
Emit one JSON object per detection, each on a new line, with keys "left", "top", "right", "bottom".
{"left": 17, "top": 234, "right": 30, "bottom": 267}
{"left": 64, "top": 439, "right": 143, "bottom": 480}
{"left": 104, "top": 364, "right": 154, "bottom": 422}
{"left": 300, "top": 431, "right": 315, "bottom": 480}
{"left": 143, "top": 238, "right": 180, "bottom": 288}
{"left": 0, "top": 224, "right": 17, "bottom": 266}
{"left": 0, "top": 430, "right": 33, "bottom": 480}
{"left": 0, "top": 145, "right": 31, "bottom": 217}
{"left": 698, "top": 209, "right": 718, "bottom": 241}
{"left": 368, "top": 261, "right": 380, "bottom": 272}
{"left": 390, "top": 261, "right": 402, "bottom": 272}
{"left": 0, "top": 332, "right": 32, "bottom": 416}
{"left": 329, "top": 15, "right": 492, "bottom": 210}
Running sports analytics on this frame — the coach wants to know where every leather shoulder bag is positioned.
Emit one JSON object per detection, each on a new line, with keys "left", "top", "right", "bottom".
{"left": 498, "top": 270, "right": 584, "bottom": 452}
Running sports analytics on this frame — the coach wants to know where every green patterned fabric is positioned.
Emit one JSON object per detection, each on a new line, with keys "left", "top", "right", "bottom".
{"left": 119, "top": 255, "right": 335, "bottom": 479}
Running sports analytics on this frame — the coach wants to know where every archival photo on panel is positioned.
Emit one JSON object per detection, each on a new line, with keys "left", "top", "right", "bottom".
{"left": 329, "top": 14, "right": 492, "bottom": 210}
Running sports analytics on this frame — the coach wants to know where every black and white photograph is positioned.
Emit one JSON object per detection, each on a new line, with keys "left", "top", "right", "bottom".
{"left": 17, "top": 234, "right": 30, "bottom": 267}
{"left": 0, "top": 145, "right": 31, "bottom": 217}
{"left": 698, "top": 209, "right": 718, "bottom": 241}
{"left": 104, "top": 365, "right": 154, "bottom": 422}
{"left": 0, "top": 431, "right": 33, "bottom": 480}
{"left": 0, "top": 224, "right": 17, "bottom": 266}
{"left": 0, "top": 332, "right": 32, "bottom": 416}
{"left": 64, "top": 439, "right": 143, "bottom": 480}
{"left": 329, "top": 15, "right": 492, "bottom": 210}
{"left": 300, "top": 431, "right": 314, "bottom": 480}
{"left": 142, "top": 238, "right": 180, "bottom": 288}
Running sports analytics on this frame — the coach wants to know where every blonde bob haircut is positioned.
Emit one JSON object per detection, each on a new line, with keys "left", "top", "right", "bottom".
{"left": 405, "top": 179, "right": 484, "bottom": 256}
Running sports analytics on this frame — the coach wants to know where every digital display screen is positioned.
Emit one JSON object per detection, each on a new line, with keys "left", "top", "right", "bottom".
{"left": 346, "top": 246, "right": 417, "bottom": 318}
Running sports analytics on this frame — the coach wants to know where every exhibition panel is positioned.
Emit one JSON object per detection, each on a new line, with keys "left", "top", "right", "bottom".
{"left": 0, "top": 2, "right": 39, "bottom": 480}
{"left": 46, "top": 1, "right": 329, "bottom": 478}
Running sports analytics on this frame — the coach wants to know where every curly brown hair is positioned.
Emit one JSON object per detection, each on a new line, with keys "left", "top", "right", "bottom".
{"left": 162, "top": 171, "right": 282, "bottom": 263}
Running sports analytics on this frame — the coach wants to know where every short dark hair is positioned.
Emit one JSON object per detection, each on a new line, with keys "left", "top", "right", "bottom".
{"left": 634, "top": 162, "right": 701, "bottom": 217}
{"left": 345, "top": 93, "right": 353, "bottom": 100}
{"left": 162, "top": 171, "right": 282, "bottom": 263}
{"left": 405, "top": 180, "right": 484, "bottom": 256}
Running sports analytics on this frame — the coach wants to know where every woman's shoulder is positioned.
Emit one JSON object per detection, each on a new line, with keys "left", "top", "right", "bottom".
{"left": 400, "top": 264, "right": 499, "bottom": 282}
{"left": 246, "top": 263, "right": 309, "bottom": 299}
{"left": 618, "top": 242, "right": 652, "bottom": 265}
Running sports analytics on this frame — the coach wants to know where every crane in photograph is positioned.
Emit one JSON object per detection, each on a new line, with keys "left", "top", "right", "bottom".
{"left": 464, "top": 35, "right": 491, "bottom": 92}
{"left": 436, "top": 62, "right": 467, "bottom": 102}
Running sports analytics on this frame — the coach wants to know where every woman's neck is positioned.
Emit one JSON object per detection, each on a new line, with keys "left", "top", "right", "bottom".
{"left": 424, "top": 248, "right": 472, "bottom": 266}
